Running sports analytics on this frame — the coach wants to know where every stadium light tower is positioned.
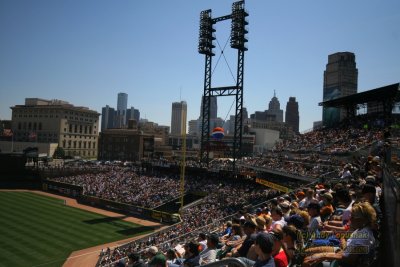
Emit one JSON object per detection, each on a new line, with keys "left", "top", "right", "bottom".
{"left": 198, "top": 1, "right": 248, "bottom": 173}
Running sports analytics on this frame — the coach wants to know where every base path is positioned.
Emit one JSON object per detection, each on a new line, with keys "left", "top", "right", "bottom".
{"left": 0, "top": 190, "right": 167, "bottom": 267}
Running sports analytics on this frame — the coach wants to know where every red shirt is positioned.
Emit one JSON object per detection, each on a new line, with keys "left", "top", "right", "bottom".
{"left": 274, "top": 249, "right": 288, "bottom": 267}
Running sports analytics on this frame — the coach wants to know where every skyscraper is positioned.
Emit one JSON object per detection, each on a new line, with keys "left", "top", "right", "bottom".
{"left": 266, "top": 91, "right": 284, "bottom": 122}
{"left": 126, "top": 107, "right": 140, "bottom": 125}
{"left": 285, "top": 97, "right": 299, "bottom": 133}
{"left": 200, "top": 95, "right": 217, "bottom": 119}
{"left": 323, "top": 52, "right": 358, "bottom": 127}
{"left": 116, "top": 92, "right": 128, "bottom": 128}
{"left": 101, "top": 105, "right": 115, "bottom": 131}
{"left": 171, "top": 101, "right": 187, "bottom": 135}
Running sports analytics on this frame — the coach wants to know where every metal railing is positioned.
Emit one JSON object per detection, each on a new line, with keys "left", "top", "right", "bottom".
{"left": 201, "top": 257, "right": 248, "bottom": 267}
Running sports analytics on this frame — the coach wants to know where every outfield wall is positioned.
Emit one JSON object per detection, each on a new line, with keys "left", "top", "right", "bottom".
{"left": 42, "top": 180, "right": 83, "bottom": 197}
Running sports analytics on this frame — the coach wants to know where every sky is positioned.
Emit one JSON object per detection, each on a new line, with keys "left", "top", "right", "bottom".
{"left": 0, "top": 0, "right": 399, "bottom": 132}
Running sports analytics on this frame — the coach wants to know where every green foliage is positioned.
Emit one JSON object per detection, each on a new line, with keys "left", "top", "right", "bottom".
{"left": 53, "top": 146, "right": 65, "bottom": 159}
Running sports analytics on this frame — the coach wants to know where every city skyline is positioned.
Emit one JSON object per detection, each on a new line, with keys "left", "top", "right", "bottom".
{"left": 1, "top": 0, "right": 399, "bottom": 132}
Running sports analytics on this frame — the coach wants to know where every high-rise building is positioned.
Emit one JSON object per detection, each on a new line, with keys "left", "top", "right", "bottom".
{"left": 188, "top": 119, "right": 200, "bottom": 136}
{"left": 116, "top": 92, "right": 128, "bottom": 128}
{"left": 266, "top": 91, "right": 284, "bottom": 122}
{"left": 200, "top": 95, "right": 217, "bottom": 119}
{"left": 323, "top": 52, "right": 358, "bottom": 127}
{"left": 285, "top": 97, "right": 299, "bottom": 133}
{"left": 171, "top": 101, "right": 187, "bottom": 135}
{"left": 101, "top": 105, "right": 115, "bottom": 131}
{"left": 11, "top": 98, "right": 100, "bottom": 158}
{"left": 242, "top": 107, "right": 248, "bottom": 121}
{"left": 126, "top": 107, "right": 140, "bottom": 125}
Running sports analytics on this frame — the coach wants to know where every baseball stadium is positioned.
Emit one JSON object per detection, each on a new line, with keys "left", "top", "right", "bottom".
{"left": 0, "top": 1, "right": 399, "bottom": 266}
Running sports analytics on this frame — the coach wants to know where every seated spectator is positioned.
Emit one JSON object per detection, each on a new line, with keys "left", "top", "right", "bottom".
{"left": 253, "top": 232, "right": 275, "bottom": 267}
{"left": 199, "top": 233, "right": 218, "bottom": 265}
{"left": 271, "top": 207, "right": 286, "bottom": 230}
{"left": 303, "top": 201, "right": 377, "bottom": 267}
{"left": 146, "top": 246, "right": 166, "bottom": 267}
{"left": 127, "top": 252, "right": 146, "bottom": 267}
{"left": 299, "top": 188, "right": 316, "bottom": 209}
{"left": 285, "top": 214, "right": 305, "bottom": 231}
{"left": 270, "top": 229, "right": 288, "bottom": 267}
{"left": 220, "top": 220, "right": 233, "bottom": 237}
{"left": 240, "top": 232, "right": 276, "bottom": 267}
{"left": 228, "top": 219, "right": 258, "bottom": 258}
{"left": 307, "top": 202, "right": 322, "bottom": 235}
{"left": 279, "top": 201, "right": 291, "bottom": 221}
{"left": 319, "top": 192, "right": 334, "bottom": 221}
{"left": 182, "top": 242, "right": 200, "bottom": 267}
{"left": 166, "top": 249, "right": 183, "bottom": 267}
{"left": 218, "top": 224, "right": 244, "bottom": 259}
{"left": 361, "top": 184, "right": 382, "bottom": 230}
{"left": 282, "top": 225, "right": 304, "bottom": 265}
{"left": 197, "top": 233, "right": 208, "bottom": 252}
{"left": 323, "top": 188, "right": 353, "bottom": 232}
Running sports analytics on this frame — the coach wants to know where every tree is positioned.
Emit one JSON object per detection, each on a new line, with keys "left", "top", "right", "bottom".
{"left": 53, "top": 146, "right": 65, "bottom": 159}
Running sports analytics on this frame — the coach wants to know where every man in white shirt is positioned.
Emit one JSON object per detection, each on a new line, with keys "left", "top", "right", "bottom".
{"left": 199, "top": 233, "right": 218, "bottom": 265}
{"left": 307, "top": 202, "right": 322, "bottom": 235}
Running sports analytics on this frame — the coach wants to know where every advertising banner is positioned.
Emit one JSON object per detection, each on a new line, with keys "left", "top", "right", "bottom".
{"left": 256, "top": 178, "right": 291, "bottom": 193}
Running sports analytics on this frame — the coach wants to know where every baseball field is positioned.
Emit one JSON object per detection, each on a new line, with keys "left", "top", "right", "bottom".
{"left": 0, "top": 191, "right": 154, "bottom": 267}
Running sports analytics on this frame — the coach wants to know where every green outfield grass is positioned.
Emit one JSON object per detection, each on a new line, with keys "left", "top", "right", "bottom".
{"left": 0, "top": 192, "right": 154, "bottom": 267}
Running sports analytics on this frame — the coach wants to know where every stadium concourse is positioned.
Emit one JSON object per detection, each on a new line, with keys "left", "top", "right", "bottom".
{"left": 38, "top": 122, "right": 396, "bottom": 266}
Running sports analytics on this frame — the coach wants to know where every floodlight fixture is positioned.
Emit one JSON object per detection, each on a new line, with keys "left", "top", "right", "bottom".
{"left": 230, "top": 1, "right": 249, "bottom": 51}
{"left": 198, "top": 9, "right": 216, "bottom": 56}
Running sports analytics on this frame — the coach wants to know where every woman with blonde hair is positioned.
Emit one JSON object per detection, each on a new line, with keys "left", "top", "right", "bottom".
{"left": 302, "top": 201, "right": 377, "bottom": 267}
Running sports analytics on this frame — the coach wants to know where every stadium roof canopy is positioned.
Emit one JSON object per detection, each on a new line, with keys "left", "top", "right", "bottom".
{"left": 319, "top": 83, "right": 400, "bottom": 108}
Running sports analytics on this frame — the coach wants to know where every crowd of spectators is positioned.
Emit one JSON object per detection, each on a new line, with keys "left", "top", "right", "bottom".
{"left": 272, "top": 127, "right": 383, "bottom": 154}
{"left": 52, "top": 171, "right": 182, "bottom": 208}
{"left": 96, "top": 177, "right": 278, "bottom": 266}
{"left": 100, "top": 154, "right": 383, "bottom": 267}
{"left": 94, "top": 123, "right": 389, "bottom": 267}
